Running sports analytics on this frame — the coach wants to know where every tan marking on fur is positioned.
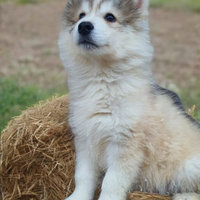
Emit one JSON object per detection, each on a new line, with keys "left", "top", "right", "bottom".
{"left": 115, "top": 0, "right": 140, "bottom": 26}
{"left": 136, "top": 0, "right": 143, "bottom": 10}
{"left": 135, "top": 95, "right": 200, "bottom": 193}
{"left": 63, "top": 0, "right": 82, "bottom": 26}
{"left": 98, "top": 0, "right": 142, "bottom": 27}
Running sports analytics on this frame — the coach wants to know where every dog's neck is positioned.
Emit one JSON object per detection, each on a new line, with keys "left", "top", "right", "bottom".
{"left": 67, "top": 56, "right": 154, "bottom": 99}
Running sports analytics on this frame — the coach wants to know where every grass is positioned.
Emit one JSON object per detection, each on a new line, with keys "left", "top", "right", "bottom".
{"left": 1, "top": 0, "right": 199, "bottom": 12}
{"left": 16, "top": 0, "right": 63, "bottom": 4}
{"left": 0, "top": 0, "right": 54, "bottom": 4}
{"left": 179, "top": 82, "right": 200, "bottom": 121}
{"left": 17, "top": 0, "right": 39, "bottom": 4}
{"left": 1, "top": 76, "right": 199, "bottom": 134}
{"left": 150, "top": 0, "right": 200, "bottom": 13}
{"left": 3, "top": 0, "right": 199, "bottom": 13}
{"left": 0, "top": 77, "right": 67, "bottom": 133}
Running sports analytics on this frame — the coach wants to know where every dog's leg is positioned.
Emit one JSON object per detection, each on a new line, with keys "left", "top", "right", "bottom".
{"left": 98, "top": 144, "right": 143, "bottom": 200}
{"left": 172, "top": 193, "right": 200, "bottom": 200}
{"left": 65, "top": 139, "right": 100, "bottom": 200}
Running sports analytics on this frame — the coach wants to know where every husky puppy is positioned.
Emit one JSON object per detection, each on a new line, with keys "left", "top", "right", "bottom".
{"left": 58, "top": 0, "right": 200, "bottom": 200}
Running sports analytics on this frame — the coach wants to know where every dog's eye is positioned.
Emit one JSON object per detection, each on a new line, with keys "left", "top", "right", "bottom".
{"left": 79, "top": 13, "right": 86, "bottom": 20}
{"left": 105, "top": 13, "right": 116, "bottom": 22}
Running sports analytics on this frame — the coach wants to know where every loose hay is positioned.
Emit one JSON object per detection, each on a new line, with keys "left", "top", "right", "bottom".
{"left": 0, "top": 95, "right": 171, "bottom": 200}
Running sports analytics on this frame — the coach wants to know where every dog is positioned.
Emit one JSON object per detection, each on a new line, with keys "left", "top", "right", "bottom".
{"left": 58, "top": 0, "right": 200, "bottom": 200}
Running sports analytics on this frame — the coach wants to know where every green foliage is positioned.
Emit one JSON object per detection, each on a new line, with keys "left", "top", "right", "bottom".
{"left": 0, "top": 77, "right": 66, "bottom": 133}
{"left": 178, "top": 81, "right": 200, "bottom": 121}
{"left": 150, "top": 0, "right": 200, "bottom": 13}
{"left": 17, "top": 0, "right": 44, "bottom": 4}
{"left": 16, "top": 0, "right": 63, "bottom": 4}
{"left": 0, "top": 77, "right": 199, "bottom": 134}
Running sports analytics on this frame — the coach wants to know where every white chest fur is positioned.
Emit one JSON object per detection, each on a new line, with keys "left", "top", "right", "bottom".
{"left": 68, "top": 71, "right": 149, "bottom": 144}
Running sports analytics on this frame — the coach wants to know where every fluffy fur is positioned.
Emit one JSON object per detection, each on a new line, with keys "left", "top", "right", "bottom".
{"left": 58, "top": 0, "right": 200, "bottom": 200}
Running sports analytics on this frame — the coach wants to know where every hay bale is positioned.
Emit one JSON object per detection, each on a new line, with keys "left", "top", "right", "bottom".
{"left": 0, "top": 95, "right": 171, "bottom": 200}
{"left": 0, "top": 95, "right": 75, "bottom": 200}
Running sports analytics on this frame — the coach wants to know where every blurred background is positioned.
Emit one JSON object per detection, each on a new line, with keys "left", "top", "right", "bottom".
{"left": 0, "top": 0, "right": 200, "bottom": 132}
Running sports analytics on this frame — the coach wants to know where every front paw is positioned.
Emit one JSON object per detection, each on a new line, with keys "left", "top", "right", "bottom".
{"left": 172, "top": 193, "right": 200, "bottom": 200}
{"left": 98, "top": 193, "right": 122, "bottom": 200}
{"left": 64, "top": 193, "right": 81, "bottom": 200}
{"left": 64, "top": 191, "right": 92, "bottom": 200}
{"left": 64, "top": 195, "right": 74, "bottom": 200}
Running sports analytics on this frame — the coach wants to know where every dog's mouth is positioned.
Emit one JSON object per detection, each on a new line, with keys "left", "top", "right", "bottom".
{"left": 78, "top": 39, "right": 99, "bottom": 50}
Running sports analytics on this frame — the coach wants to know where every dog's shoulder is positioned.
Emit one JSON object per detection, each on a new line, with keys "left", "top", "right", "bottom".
{"left": 155, "top": 85, "right": 183, "bottom": 109}
{"left": 152, "top": 84, "right": 200, "bottom": 129}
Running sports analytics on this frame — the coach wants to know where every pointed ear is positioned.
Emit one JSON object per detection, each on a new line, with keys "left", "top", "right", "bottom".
{"left": 136, "top": 0, "right": 149, "bottom": 17}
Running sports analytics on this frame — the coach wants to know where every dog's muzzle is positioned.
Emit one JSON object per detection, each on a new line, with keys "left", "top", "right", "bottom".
{"left": 78, "top": 21, "right": 99, "bottom": 50}
{"left": 78, "top": 22, "right": 94, "bottom": 36}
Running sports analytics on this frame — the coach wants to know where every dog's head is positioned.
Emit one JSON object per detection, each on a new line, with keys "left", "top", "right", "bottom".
{"left": 59, "top": 0, "right": 153, "bottom": 68}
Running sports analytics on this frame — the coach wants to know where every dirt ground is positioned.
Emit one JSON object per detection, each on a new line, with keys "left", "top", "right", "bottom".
{"left": 0, "top": 0, "right": 200, "bottom": 90}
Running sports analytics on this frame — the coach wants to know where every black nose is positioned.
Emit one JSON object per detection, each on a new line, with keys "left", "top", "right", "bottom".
{"left": 78, "top": 22, "right": 94, "bottom": 36}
